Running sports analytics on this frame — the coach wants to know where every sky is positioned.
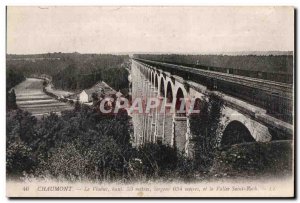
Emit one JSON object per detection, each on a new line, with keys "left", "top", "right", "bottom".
{"left": 6, "top": 6, "right": 294, "bottom": 54}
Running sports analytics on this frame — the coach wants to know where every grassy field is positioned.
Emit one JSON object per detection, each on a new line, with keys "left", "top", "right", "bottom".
{"left": 14, "top": 78, "right": 73, "bottom": 117}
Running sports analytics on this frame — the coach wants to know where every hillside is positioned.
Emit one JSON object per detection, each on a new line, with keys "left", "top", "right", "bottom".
{"left": 6, "top": 53, "right": 130, "bottom": 95}
{"left": 134, "top": 53, "right": 293, "bottom": 74}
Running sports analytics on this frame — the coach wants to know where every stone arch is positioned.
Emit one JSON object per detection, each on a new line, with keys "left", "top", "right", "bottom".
{"left": 216, "top": 106, "right": 272, "bottom": 147}
{"left": 184, "top": 96, "right": 205, "bottom": 157}
{"left": 150, "top": 70, "right": 154, "bottom": 85}
{"left": 190, "top": 97, "right": 202, "bottom": 116}
{"left": 147, "top": 68, "right": 151, "bottom": 80}
{"left": 172, "top": 86, "right": 189, "bottom": 152}
{"left": 166, "top": 80, "right": 174, "bottom": 104}
{"left": 221, "top": 120, "right": 255, "bottom": 147}
{"left": 188, "top": 87, "right": 206, "bottom": 115}
{"left": 158, "top": 75, "right": 165, "bottom": 97}
{"left": 154, "top": 73, "right": 159, "bottom": 90}
{"left": 163, "top": 78, "right": 175, "bottom": 145}
{"left": 175, "top": 88, "right": 185, "bottom": 116}
{"left": 154, "top": 75, "right": 166, "bottom": 144}
{"left": 188, "top": 97, "right": 204, "bottom": 140}
{"left": 174, "top": 87, "right": 188, "bottom": 117}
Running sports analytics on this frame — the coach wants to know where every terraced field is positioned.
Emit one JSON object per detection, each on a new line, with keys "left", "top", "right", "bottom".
{"left": 14, "top": 78, "right": 73, "bottom": 117}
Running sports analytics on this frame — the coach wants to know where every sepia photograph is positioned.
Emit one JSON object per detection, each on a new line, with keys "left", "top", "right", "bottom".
{"left": 5, "top": 6, "right": 294, "bottom": 198}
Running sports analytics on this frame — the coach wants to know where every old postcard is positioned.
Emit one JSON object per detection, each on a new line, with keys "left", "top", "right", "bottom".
{"left": 6, "top": 6, "right": 294, "bottom": 198}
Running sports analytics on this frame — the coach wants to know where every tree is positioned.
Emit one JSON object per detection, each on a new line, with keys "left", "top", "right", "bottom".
{"left": 74, "top": 98, "right": 81, "bottom": 111}
{"left": 189, "top": 94, "right": 224, "bottom": 170}
{"left": 7, "top": 89, "right": 17, "bottom": 110}
{"left": 6, "top": 110, "right": 37, "bottom": 176}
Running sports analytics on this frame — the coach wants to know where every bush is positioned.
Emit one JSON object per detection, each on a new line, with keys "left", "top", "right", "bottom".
{"left": 135, "top": 143, "right": 178, "bottom": 178}
{"left": 211, "top": 140, "right": 293, "bottom": 177}
{"left": 44, "top": 143, "right": 89, "bottom": 181}
{"left": 6, "top": 139, "right": 36, "bottom": 176}
{"left": 189, "top": 94, "right": 224, "bottom": 170}
{"left": 129, "top": 143, "right": 197, "bottom": 181}
{"left": 6, "top": 106, "right": 133, "bottom": 182}
{"left": 6, "top": 110, "right": 38, "bottom": 176}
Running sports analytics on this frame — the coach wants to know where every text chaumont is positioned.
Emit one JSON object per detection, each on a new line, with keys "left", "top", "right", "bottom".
{"left": 37, "top": 186, "right": 72, "bottom": 192}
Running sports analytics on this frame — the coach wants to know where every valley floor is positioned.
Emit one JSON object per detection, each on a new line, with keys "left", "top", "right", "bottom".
{"left": 14, "top": 78, "right": 73, "bottom": 117}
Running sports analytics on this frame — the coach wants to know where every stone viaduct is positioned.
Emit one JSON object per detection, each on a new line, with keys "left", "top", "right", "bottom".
{"left": 130, "top": 58, "right": 293, "bottom": 156}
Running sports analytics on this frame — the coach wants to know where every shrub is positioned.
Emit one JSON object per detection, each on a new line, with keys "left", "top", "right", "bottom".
{"left": 189, "top": 94, "right": 224, "bottom": 170}
{"left": 45, "top": 143, "right": 89, "bottom": 181}
{"left": 211, "top": 140, "right": 293, "bottom": 177}
{"left": 138, "top": 143, "right": 178, "bottom": 177}
{"left": 6, "top": 139, "right": 36, "bottom": 176}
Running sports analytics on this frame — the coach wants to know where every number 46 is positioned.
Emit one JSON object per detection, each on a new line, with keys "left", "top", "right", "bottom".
{"left": 23, "top": 186, "right": 29, "bottom": 191}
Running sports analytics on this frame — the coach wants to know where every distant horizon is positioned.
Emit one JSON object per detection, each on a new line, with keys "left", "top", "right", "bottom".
{"left": 6, "top": 50, "right": 294, "bottom": 56}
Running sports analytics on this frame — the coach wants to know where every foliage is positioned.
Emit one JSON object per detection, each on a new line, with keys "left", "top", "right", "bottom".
{"left": 6, "top": 104, "right": 133, "bottom": 181}
{"left": 7, "top": 89, "right": 17, "bottom": 110}
{"left": 6, "top": 106, "right": 196, "bottom": 182}
{"left": 45, "top": 143, "right": 89, "bottom": 181}
{"left": 134, "top": 143, "right": 178, "bottom": 178}
{"left": 211, "top": 140, "right": 293, "bottom": 177}
{"left": 6, "top": 138, "right": 36, "bottom": 176}
{"left": 6, "top": 110, "right": 37, "bottom": 176}
{"left": 7, "top": 53, "right": 130, "bottom": 95}
{"left": 6, "top": 69, "right": 25, "bottom": 110}
{"left": 6, "top": 110, "right": 37, "bottom": 145}
{"left": 6, "top": 68, "right": 25, "bottom": 92}
{"left": 189, "top": 94, "right": 224, "bottom": 170}
{"left": 128, "top": 143, "right": 196, "bottom": 181}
